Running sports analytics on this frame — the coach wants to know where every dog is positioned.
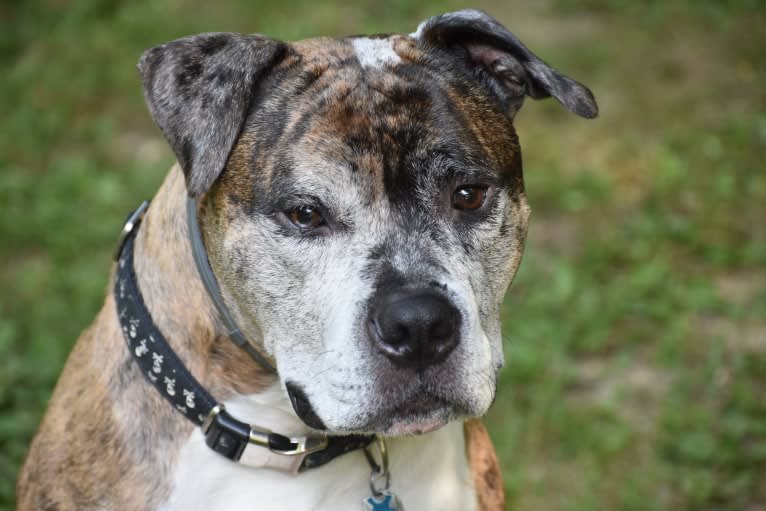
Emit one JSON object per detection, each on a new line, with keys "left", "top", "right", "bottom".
{"left": 17, "top": 9, "right": 597, "bottom": 510}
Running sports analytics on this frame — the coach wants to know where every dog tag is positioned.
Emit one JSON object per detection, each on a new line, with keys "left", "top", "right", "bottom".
{"left": 364, "top": 490, "right": 403, "bottom": 510}
{"left": 363, "top": 437, "right": 403, "bottom": 510}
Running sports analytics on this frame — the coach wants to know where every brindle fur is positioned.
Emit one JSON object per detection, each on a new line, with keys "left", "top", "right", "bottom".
{"left": 18, "top": 10, "right": 597, "bottom": 510}
{"left": 465, "top": 419, "right": 505, "bottom": 511}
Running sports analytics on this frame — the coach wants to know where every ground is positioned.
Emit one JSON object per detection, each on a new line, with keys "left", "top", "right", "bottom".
{"left": 1, "top": 0, "right": 764, "bottom": 509}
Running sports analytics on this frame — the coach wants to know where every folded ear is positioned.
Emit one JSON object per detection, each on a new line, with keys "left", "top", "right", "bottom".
{"left": 412, "top": 9, "right": 598, "bottom": 119}
{"left": 138, "top": 33, "right": 286, "bottom": 197}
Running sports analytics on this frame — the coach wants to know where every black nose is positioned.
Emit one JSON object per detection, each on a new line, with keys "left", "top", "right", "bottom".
{"left": 369, "top": 289, "right": 460, "bottom": 369}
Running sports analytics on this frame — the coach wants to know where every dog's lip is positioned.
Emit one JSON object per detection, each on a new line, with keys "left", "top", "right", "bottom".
{"left": 285, "top": 380, "right": 327, "bottom": 431}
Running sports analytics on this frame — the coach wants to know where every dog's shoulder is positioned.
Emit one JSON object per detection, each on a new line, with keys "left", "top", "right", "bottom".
{"left": 464, "top": 419, "right": 505, "bottom": 511}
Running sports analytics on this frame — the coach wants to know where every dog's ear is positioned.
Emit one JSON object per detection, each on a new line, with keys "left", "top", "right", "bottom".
{"left": 413, "top": 10, "right": 598, "bottom": 119}
{"left": 138, "top": 33, "right": 286, "bottom": 197}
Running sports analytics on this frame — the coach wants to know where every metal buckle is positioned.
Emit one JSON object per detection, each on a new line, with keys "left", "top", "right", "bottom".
{"left": 202, "top": 403, "right": 328, "bottom": 465}
{"left": 114, "top": 200, "right": 150, "bottom": 261}
{"left": 249, "top": 426, "right": 328, "bottom": 456}
{"left": 274, "top": 434, "right": 328, "bottom": 456}
{"left": 241, "top": 430, "right": 328, "bottom": 472}
{"left": 202, "top": 404, "right": 225, "bottom": 433}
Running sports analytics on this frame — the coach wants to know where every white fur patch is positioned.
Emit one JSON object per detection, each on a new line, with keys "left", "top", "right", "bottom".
{"left": 351, "top": 37, "right": 401, "bottom": 69}
{"left": 159, "top": 387, "right": 477, "bottom": 510}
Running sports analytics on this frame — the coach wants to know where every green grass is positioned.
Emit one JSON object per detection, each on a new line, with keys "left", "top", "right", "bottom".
{"left": 1, "top": 0, "right": 765, "bottom": 509}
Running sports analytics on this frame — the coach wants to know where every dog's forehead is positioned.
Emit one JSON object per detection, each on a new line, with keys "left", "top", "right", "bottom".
{"left": 221, "top": 33, "right": 522, "bottom": 210}
{"left": 282, "top": 37, "right": 435, "bottom": 180}
{"left": 290, "top": 34, "right": 422, "bottom": 70}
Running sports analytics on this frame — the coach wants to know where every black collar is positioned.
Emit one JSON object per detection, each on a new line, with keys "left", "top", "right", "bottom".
{"left": 114, "top": 201, "right": 373, "bottom": 472}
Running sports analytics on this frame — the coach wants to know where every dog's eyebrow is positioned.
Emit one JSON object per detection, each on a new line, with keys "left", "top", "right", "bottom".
{"left": 426, "top": 151, "right": 502, "bottom": 185}
{"left": 267, "top": 176, "right": 353, "bottom": 215}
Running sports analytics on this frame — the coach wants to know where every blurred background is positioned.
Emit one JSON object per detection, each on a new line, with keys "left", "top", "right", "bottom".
{"left": 1, "top": 0, "right": 764, "bottom": 509}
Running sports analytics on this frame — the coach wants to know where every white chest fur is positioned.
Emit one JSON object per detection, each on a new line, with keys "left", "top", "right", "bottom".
{"left": 159, "top": 387, "right": 477, "bottom": 510}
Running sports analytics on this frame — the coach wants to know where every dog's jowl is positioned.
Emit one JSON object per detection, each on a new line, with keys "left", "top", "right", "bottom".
{"left": 17, "top": 10, "right": 597, "bottom": 511}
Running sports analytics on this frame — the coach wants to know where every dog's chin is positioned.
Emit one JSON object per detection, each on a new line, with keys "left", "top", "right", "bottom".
{"left": 351, "top": 394, "right": 465, "bottom": 436}
{"left": 372, "top": 393, "right": 454, "bottom": 435}
{"left": 377, "top": 408, "right": 453, "bottom": 436}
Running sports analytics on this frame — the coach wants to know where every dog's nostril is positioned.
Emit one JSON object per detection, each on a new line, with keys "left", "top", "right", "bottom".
{"left": 370, "top": 289, "right": 460, "bottom": 369}
{"left": 430, "top": 317, "right": 455, "bottom": 339}
{"left": 428, "top": 280, "right": 448, "bottom": 291}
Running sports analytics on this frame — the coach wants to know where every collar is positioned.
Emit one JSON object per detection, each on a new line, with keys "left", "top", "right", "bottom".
{"left": 186, "top": 197, "right": 277, "bottom": 373}
{"left": 113, "top": 201, "right": 373, "bottom": 473}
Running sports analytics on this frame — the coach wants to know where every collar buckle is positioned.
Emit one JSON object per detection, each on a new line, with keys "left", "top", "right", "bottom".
{"left": 202, "top": 403, "right": 329, "bottom": 472}
{"left": 244, "top": 432, "right": 328, "bottom": 473}
{"left": 274, "top": 434, "right": 329, "bottom": 457}
{"left": 248, "top": 418, "right": 328, "bottom": 457}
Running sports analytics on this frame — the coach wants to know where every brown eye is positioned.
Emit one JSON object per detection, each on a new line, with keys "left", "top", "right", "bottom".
{"left": 452, "top": 185, "right": 488, "bottom": 211}
{"left": 288, "top": 206, "right": 324, "bottom": 229}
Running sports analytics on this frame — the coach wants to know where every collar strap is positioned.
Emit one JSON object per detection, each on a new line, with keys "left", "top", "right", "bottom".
{"left": 185, "top": 197, "right": 277, "bottom": 373}
{"left": 114, "top": 202, "right": 373, "bottom": 473}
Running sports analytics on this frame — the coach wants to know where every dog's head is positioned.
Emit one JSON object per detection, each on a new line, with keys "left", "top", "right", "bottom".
{"left": 138, "top": 10, "right": 597, "bottom": 435}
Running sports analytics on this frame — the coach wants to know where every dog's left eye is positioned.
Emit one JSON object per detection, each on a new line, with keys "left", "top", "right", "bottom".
{"left": 287, "top": 206, "right": 325, "bottom": 229}
{"left": 452, "top": 185, "right": 489, "bottom": 211}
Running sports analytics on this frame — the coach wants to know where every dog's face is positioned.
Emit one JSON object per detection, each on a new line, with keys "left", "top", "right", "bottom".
{"left": 139, "top": 10, "right": 597, "bottom": 435}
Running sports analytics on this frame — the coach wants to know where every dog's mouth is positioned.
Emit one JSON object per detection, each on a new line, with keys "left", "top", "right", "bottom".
{"left": 286, "top": 380, "right": 463, "bottom": 436}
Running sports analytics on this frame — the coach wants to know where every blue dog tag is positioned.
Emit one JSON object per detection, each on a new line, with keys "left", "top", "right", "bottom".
{"left": 364, "top": 491, "right": 402, "bottom": 510}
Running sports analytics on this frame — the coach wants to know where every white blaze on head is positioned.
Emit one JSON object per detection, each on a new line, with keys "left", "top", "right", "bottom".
{"left": 351, "top": 37, "right": 401, "bottom": 69}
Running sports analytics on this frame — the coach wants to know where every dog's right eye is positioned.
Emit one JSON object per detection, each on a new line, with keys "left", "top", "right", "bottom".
{"left": 286, "top": 206, "right": 325, "bottom": 230}
{"left": 452, "top": 185, "right": 489, "bottom": 211}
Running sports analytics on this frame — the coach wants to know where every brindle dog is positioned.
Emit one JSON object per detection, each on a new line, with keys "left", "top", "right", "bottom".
{"left": 18, "top": 10, "right": 597, "bottom": 510}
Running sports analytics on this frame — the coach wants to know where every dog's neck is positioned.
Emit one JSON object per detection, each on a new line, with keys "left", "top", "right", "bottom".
{"left": 132, "top": 165, "right": 276, "bottom": 401}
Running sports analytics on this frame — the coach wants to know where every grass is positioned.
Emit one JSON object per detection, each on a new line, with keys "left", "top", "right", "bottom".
{"left": 1, "top": 0, "right": 764, "bottom": 509}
